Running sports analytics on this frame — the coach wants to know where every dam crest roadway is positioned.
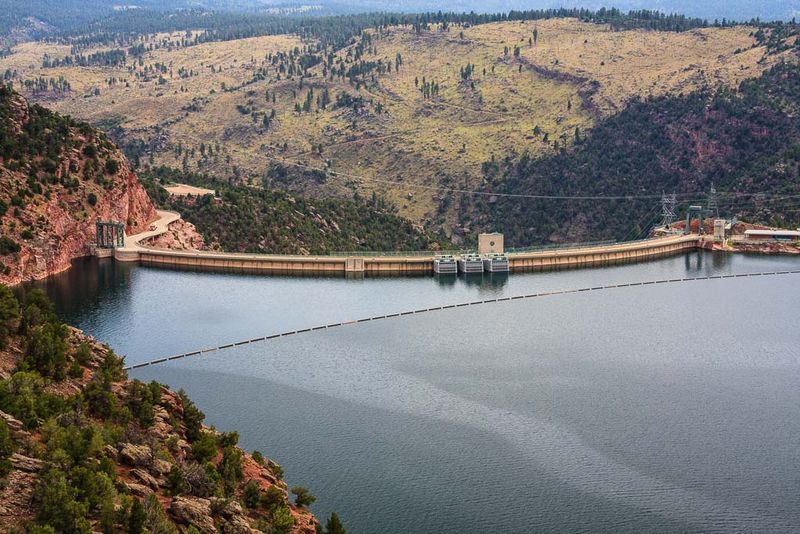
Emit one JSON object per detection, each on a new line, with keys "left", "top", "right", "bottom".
{"left": 110, "top": 210, "right": 702, "bottom": 275}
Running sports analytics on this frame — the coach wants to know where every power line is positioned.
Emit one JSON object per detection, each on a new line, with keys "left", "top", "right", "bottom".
{"left": 261, "top": 154, "right": 800, "bottom": 202}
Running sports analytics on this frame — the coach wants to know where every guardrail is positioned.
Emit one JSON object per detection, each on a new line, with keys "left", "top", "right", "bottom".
{"left": 328, "top": 241, "right": 640, "bottom": 257}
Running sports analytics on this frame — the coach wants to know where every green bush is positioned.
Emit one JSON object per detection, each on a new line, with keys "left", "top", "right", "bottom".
{"left": 165, "top": 465, "right": 186, "bottom": 496}
{"left": 125, "top": 380, "right": 161, "bottom": 428}
{"left": 325, "top": 512, "right": 346, "bottom": 534}
{"left": 34, "top": 468, "right": 92, "bottom": 534}
{"left": 190, "top": 431, "right": 216, "bottom": 463}
{"left": 0, "top": 371, "right": 70, "bottom": 429}
{"left": 291, "top": 486, "right": 316, "bottom": 507}
{"left": 81, "top": 144, "right": 97, "bottom": 158}
{"left": 218, "top": 445, "right": 243, "bottom": 495}
{"left": 104, "top": 159, "right": 119, "bottom": 175}
{"left": 0, "top": 284, "right": 19, "bottom": 348}
{"left": 243, "top": 479, "right": 261, "bottom": 508}
{"left": 23, "top": 321, "right": 69, "bottom": 380}
{"left": 0, "top": 236, "right": 20, "bottom": 255}
{"left": 179, "top": 389, "right": 205, "bottom": 442}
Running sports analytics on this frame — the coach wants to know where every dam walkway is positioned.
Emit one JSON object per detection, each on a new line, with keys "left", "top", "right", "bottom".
{"left": 114, "top": 210, "right": 702, "bottom": 275}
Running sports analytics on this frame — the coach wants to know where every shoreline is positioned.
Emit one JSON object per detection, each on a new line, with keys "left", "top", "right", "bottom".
{"left": 10, "top": 210, "right": 800, "bottom": 286}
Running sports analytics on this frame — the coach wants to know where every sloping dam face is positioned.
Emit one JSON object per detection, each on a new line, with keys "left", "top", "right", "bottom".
{"left": 115, "top": 235, "right": 701, "bottom": 276}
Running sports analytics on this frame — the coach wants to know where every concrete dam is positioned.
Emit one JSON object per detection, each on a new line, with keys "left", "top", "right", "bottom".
{"left": 107, "top": 211, "right": 702, "bottom": 275}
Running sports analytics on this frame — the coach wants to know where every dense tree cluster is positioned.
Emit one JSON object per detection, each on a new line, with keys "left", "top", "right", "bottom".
{"left": 43, "top": 7, "right": 739, "bottom": 51}
{"left": 141, "top": 166, "right": 442, "bottom": 254}
{"left": 470, "top": 63, "right": 800, "bottom": 246}
{"left": 43, "top": 48, "right": 127, "bottom": 68}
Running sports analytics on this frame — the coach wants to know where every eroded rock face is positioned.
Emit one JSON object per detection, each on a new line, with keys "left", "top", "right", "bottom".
{"left": 0, "top": 469, "right": 37, "bottom": 524}
{"left": 10, "top": 453, "right": 44, "bottom": 473}
{"left": 125, "top": 482, "right": 153, "bottom": 498}
{"left": 0, "top": 410, "right": 29, "bottom": 440}
{"left": 131, "top": 468, "right": 160, "bottom": 489}
{"left": 144, "top": 219, "right": 205, "bottom": 251}
{"left": 170, "top": 497, "right": 216, "bottom": 534}
{"left": 119, "top": 443, "right": 152, "bottom": 466}
{"left": 0, "top": 91, "right": 157, "bottom": 286}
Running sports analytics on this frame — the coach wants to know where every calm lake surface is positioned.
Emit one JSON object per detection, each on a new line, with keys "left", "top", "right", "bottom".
{"left": 38, "top": 252, "right": 800, "bottom": 533}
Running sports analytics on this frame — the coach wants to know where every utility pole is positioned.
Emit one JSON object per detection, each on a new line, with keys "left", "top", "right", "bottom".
{"left": 707, "top": 183, "right": 719, "bottom": 219}
{"left": 660, "top": 192, "right": 677, "bottom": 228}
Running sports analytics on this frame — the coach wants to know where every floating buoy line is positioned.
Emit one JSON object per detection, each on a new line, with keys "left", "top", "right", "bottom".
{"left": 125, "top": 269, "right": 800, "bottom": 370}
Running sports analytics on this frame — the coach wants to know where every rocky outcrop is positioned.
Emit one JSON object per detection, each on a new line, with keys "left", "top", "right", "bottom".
{"left": 170, "top": 497, "right": 217, "bottom": 534}
{"left": 144, "top": 219, "right": 205, "bottom": 251}
{"left": 119, "top": 443, "right": 153, "bottom": 466}
{"left": 0, "top": 411, "right": 29, "bottom": 441}
{"left": 9, "top": 453, "right": 44, "bottom": 473}
{"left": 0, "top": 89, "right": 157, "bottom": 285}
{"left": 0, "top": 469, "right": 37, "bottom": 524}
{"left": 131, "top": 468, "right": 160, "bottom": 489}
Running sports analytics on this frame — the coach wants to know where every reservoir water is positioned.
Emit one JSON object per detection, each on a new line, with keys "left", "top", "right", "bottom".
{"left": 37, "top": 252, "right": 800, "bottom": 533}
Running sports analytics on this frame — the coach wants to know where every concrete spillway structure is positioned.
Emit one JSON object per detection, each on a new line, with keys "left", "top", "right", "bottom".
{"left": 112, "top": 211, "right": 702, "bottom": 276}
{"left": 433, "top": 255, "right": 458, "bottom": 274}
{"left": 458, "top": 254, "right": 485, "bottom": 274}
{"left": 483, "top": 253, "right": 510, "bottom": 273}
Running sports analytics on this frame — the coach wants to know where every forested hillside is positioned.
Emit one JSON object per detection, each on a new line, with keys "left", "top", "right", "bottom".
{"left": 143, "top": 167, "right": 443, "bottom": 254}
{"left": 471, "top": 63, "right": 800, "bottom": 245}
{"left": 0, "top": 285, "right": 323, "bottom": 532}
{"left": 0, "top": 86, "right": 156, "bottom": 285}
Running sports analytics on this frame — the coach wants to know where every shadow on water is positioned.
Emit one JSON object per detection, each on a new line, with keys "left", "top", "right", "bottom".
{"left": 685, "top": 250, "right": 704, "bottom": 271}
{"left": 462, "top": 272, "right": 509, "bottom": 289}
{"left": 22, "top": 257, "right": 135, "bottom": 318}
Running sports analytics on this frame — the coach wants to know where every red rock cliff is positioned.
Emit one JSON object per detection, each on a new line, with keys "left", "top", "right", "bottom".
{"left": 0, "top": 88, "right": 157, "bottom": 285}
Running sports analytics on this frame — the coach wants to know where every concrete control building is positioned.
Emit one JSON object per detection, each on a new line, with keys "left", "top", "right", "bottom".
{"left": 744, "top": 229, "right": 800, "bottom": 242}
{"left": 478, "top": 233, "right": 504, "bottom": 254}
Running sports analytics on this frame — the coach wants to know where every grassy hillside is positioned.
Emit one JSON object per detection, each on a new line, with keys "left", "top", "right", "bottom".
{"left": 143, "top": 167, "right": 443, "bottom": 254}
{"left": 470, "top": 62, "right": 800, "bottom": 246}
{"left": 0, "top": 17, "right": 788, "bottom": 242}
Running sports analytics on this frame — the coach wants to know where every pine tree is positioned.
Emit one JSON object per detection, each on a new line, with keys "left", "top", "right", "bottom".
{"left": 325, "top": 512, "right": 346, "bottom": 534}
{"left": 0, "top": 285, "right": 18, "bottom": 348}
{"left": 128, "top": 498, "right": 146, "bottom": 534}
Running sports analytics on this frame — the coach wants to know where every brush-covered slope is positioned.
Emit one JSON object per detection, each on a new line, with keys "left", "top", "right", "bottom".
{"left": 0, "top": 285, "right": 320, "bottom": 532}
{"left": 0, "top": 86, "right": 157, "bottom": 285}
{"left": 144, "top": 167, "right": 442, "bottom": 254}
{"left": 471, "top": 62, "right": 800, "bottom": 245}
{"left": 0, "top": 17, "right": 783, "bottom": 231}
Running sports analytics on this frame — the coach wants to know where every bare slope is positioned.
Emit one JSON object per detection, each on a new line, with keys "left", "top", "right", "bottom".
{"left": 0, "top": 19, "right": 789, "bottom": 236}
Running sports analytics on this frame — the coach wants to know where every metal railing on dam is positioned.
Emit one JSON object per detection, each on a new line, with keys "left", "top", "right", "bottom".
{"left": 124, "top": 269, "right": 800, "bottom": 371}
{"left": 116, "top": 233, "right": 701, "bottom": 275}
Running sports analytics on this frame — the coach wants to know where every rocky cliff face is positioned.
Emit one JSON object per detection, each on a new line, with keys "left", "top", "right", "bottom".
{"left": 143, "top": 219, "right": 205, "bottom": 251}
{"left": 0, "top": 87, "right": 156, "bottom": 285}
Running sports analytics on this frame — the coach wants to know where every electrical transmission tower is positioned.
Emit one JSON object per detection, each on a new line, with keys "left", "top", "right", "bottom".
{"left": 707, "top": 183, "right": 719, "bottom": 218}
{"left": 660, "top": 192, "right": 677, "bottom": 228}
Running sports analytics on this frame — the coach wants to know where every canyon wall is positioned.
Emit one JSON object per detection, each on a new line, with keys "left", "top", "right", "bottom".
{"left": 0, "top": 88, "right": 157, "bottom": 285}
